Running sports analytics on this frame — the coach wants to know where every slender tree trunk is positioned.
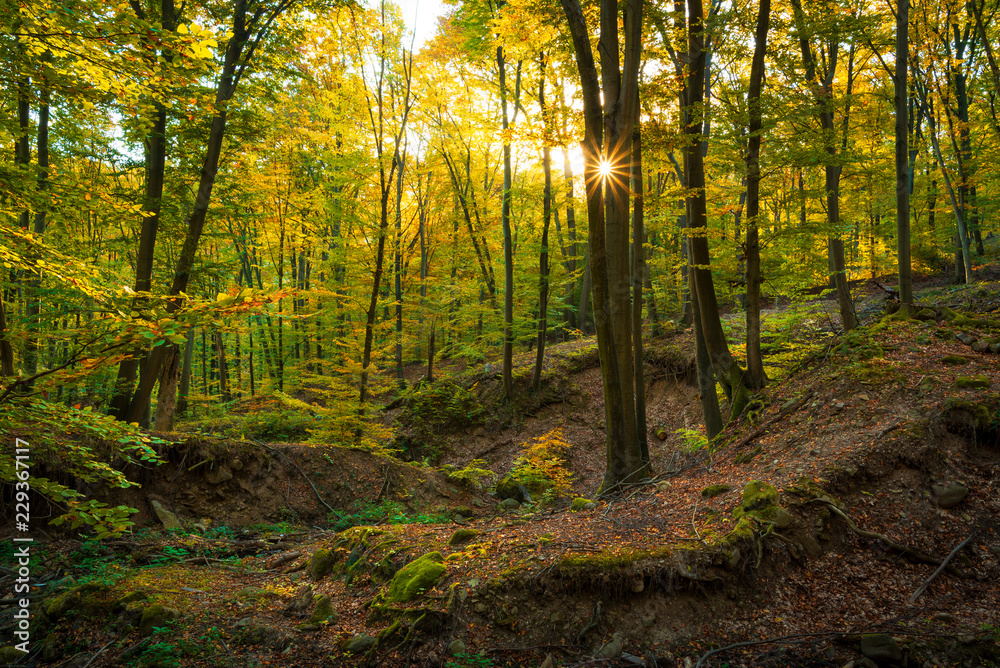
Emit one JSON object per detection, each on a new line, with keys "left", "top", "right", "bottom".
{"left": 630, "top": 110, "right": 648, "bottom": 461}
{"left": 394, "top": 147, "right": 406, "bottom": 388}
{"left": 745, "top": 0, "right": 770, "bottom": 389}
{"left": 24, "top": 77, "right": 49, "bottom": 381}
{"left": 0, "top": 295, "right": 14, "bottom": 377}
{"left": 533, "top": 53, "right": 552, "bottom": 392}
{"left": 895, "top": 0, "right": 912, "bottom": 308}
{"left": 498, "top": 44, "right": 516, "bottom": 400}
{"left": 176, "top": 327, "right": 195, "bottom": 416}
{"left": 689, "top": 251, "right": 724, "bottom": 438}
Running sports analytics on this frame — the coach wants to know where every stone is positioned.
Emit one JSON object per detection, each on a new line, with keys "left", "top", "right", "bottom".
{"left": 139, "top": 603, "right": 179, "bottom": 636}
{"left": 933, "top": 612, "right": 953, "bottom": 623}
{"left": 538, "top": 654, "right": 557, "bottom": 668}
{"left": 149, "top": 499, "right": 183, "bottom": 530}
{"left": 308, "top": 594, "right": 338, "bottom": 624}
{"left": 0, "top": 647, "right": 26, "bottom": 664}
{"left": 773, "top": 507, "right": 793, "bottom": 529}
{"left": 642, "top": 616, "right": 656, "bottom": 628}
{"left": 446, "top": 639, "right": 467, "bottom": 656}
{"left": 238, "top": 623, "right": 293, "bottom": 650}
{"left": 343, "top": 634, "right": 377, "bottom": 655}
{"left": 990, "top": 344, "right": 1000, "bottom": 354}
{"left": 498, "top": 498, "right": 521, "bottom": 511}
{"left": 954, "top": 375, "right": 990, "bottom": 389}
{"left": 308, "top": 548, "right": 338, "bottom": 581}
{"left": 956, "top": 332, "right": 978, "bottom": 346}
{"left": 495, "top": 476, "right": 529, "bottom": 503}
{"left": 932, "top": 482, "right": 969, "bottom": 509}
{"left": 701, "top": 484, "right": 732, "bottom": 499}
{"left": 972, "top": 341, "right": 991, "bottom": 353}
{"left": 571, "top": 497, "right": 596, "bottom": 511}
{"left": 205, "top": 465, "right": 233, "bottom": 485}
{"left": 44, "top": 582, "right": 107, "bottom": 620}
{"left": 860, "top": 633, "right": 902, "bottom": 663}
{"left": 386, "top": 552, "right": 446, "bottom": 602}
{"left": 599, "top": 633, "right": 623, "bottom": 659}
{"left": 449, "top": 528, "right": 480, "bottom": 545}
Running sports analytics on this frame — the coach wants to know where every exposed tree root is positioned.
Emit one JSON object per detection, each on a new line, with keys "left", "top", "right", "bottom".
{"left": 909, "top": 532, "right": 977, "bottom": 602}
{"left": 821, "top": 502, "right": 942, "bottom": 565}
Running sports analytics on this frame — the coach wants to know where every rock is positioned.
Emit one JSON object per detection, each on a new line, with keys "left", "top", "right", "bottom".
{"left": 773, "top": 507, "right": 793, "bottom": 529}
{"left": 933, "top": 612, "right": 953, "bottom": 623}
{"left": 205, "top": 465, "right": 233, "bottom": 485}
{"left": 495, "top": 476, "right": 529, "bottom": 503}
{"left": 112, "top": 590, "right": 149, "bottom": 611}
{"left": 701, "top": 484, "right": 732, "bottom": 499}
{"left": 308, "top": 594, "right": 338, "bottom": 624}
{"left": 538, "top": 654, "right": 557, "bottom": 668}
{"left": 956, "top": 332, "right": 978, "bottom": 346}
{"left": 654, "top": 481, "right": 672, "bottom": 492}
{"left": 149, "top": 499, "right": 183, "bottom": 530}
{"left": 0, "top": 647, "right": 26, "bottom": 664}
{"left": 798, "top": 533, "right": 823, "bottom": 558}
{"left": 386, "top": 552, "right": 446, "bottom": 602}
{"left": 932, "top": 482, "right": 969, "bottom": 509}
{"left": 599, "top": 633, "right": 623, "bottom": 659}
{"left": 446, "top": 639, "right": 467, "bottom": 656}
{"left": 860, "top": 633, "right": 902, "bottom": 663}
{"left": 972, "top": 341, "right": 991, "bottom": 353}
{"left": 723, "top": 547, "right": 741, "bottom": 570}
{"left": 498, "top": 498, "right": 521, "bottom": 511}
{"left": 343, "top": 633, "right": 377, "bottom": 655}
{"left": 642, "top": 616, "right": 656, "bottom": 628}
{"left": 449, "top": 528, "right": 480, "bottom": 545}
{"left": 308, "top": 548, "right": 338, "bottom": 581}
{"left": 238, "top": 623, "right": 293, "bottom": 650}
{"left": 39, "top": 633, "right": 60, "bottom": 662}
{"left": 285, "top": 585, "right": 314, "bottom": 615}
{"left": 571, "top": 497, "right": 597, "bottom": 511}
{"left": 955, "top": 375, "right": 991, "bottom": 389}
{"left": 44, "top": 582, "right": 108, "bottom": 620}
{"left": 734, "top": 480, "right": 780, "bottom": 520}
{"left": 139, "top": 603, "right": 179, "bottom": 636}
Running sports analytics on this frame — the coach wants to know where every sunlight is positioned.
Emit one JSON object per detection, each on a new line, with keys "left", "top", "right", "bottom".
{"left": 597, "top": 157, "right": 613, "bottom": 180}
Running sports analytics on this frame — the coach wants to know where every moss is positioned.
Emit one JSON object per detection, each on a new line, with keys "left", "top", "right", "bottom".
{"left": 308, "top": 594, "right": 338, "bottom": 624}
{"left": 701, "top": 484, "right": 732, "bottom": 499}
{"left": 386, "top": 552, "right": 445, "bottom": 603}
{"left": 955, "top": 375, "right": 991, "bottom": 389}
{"left": 308, "top": 548, "right": 340, "bottom": 581}
{"left": 570, "top": 497, "right": 595, "bottom": 511}
{"left": 940, "top": 355, "right": 969, "bottom": 365}
{"left": 138, "top": 603, "right": 179, "bottom": 637}
{"left": 44, "top": 582, "right": 108, "bottom": 620}
{"left": 537, "top": 533, "right": 554, "bottom": 546}
{"left": 733, "top": 480, "right": 780, "bottom": 521}
{"left": 448, "top": 528, "right": 480, "bottom": 545}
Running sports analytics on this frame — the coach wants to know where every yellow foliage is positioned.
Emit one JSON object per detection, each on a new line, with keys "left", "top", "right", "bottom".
{"left": 511, "top": 428, "right": 574, "bottom": 500}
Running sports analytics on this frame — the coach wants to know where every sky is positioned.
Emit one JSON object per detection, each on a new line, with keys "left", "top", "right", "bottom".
{"left": 396, "top": 0, "right": 447, "bottom": 52}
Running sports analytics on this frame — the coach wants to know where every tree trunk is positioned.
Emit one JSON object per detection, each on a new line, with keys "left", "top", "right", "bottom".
{"left": 686, "top": 0, "right": 752, "bottom": 418}
{"left": 498, "top": 44, "right": 516, "bottom": 400}
{"left": 533, "top": 53, "right": 552, "bottom": 392}
{"left": 176, "top": 327, "right": 195, "bottom": 416}
{"left": 895, "top": 0, "right": 912, "bottom": 308}
{"left": 631, "top": 110, "right": 648, "bottom": 461}
{"left": 561, "top": 0, "right": 647, "bottom": 493}
{"left": 394, "top": 146, "right": 406, "bottom": 388}
{"left": 745, "top": 0, "right": 770, "bottom": 389}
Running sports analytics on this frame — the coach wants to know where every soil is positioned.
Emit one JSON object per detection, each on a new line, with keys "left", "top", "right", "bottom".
{"left": 2, "top": 272, "right": 1000, "bottom": 668}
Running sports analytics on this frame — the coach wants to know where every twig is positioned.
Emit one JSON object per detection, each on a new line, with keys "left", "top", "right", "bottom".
{"left": 821, "top": 502, "right": 942, "bottom": 565}
{"left": 730, "top": 391, "right": 815, "bottom": 452}
{"left": 248, "top": 438, "right": 337, "bottom": 514}
{"left": 80, "top": 640, "right": 115, "bottom": 668}
{"left": 909, "top": 532, "right": 977, "bottom": 602}
{"left": 575, "top": 601, "right": 602, "bottom": 644}
{"left": 694, "top": 631, "right": 847, "bottom": 668}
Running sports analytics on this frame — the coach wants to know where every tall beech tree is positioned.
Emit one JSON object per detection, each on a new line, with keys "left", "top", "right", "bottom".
{"left": 560, "top": 0, "right": 648, "bottom": 491}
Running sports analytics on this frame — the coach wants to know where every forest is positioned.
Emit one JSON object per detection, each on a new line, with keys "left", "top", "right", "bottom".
{"left": 1, "top": 0, "right": 1000, "bottom": 666}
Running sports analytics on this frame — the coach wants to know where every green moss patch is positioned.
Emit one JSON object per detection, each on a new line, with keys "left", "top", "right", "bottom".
{"left": 386, "top": 552, "right": 446, "bottom": 603}
{"left": 701, "top": 484, "right": 732, "bottom": 499}
{"left": 733, "top": 480, "right": 780, "bottom": 521}
{"left": 940, "top": 355, "right": 969, "bottom": 366}
{"left": 955, "top": 375, "right": 991, "bottom": 389}
{"left": 448, "top": 528, "right": 480, "bottom": 546}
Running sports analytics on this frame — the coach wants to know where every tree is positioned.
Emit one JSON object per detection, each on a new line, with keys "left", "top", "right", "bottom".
{"left": 560, "top": 0, "right": 648, "bottom": 491}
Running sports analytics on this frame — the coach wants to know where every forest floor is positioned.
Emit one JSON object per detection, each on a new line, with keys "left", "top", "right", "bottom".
{"left": 3, "top": 258, "right": 1000, "bottom": 668}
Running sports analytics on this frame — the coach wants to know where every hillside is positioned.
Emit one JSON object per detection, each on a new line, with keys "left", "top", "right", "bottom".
{"left": 2, "top": 278, "right": 1000, "bottom": 668}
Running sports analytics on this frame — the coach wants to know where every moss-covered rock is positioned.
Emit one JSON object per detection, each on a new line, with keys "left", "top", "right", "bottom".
{"left": 44, "top": 582, "right": 108, "bottom": 620}
{"left": 138, "top": 603, "right": 179, "bottom": 637}
{"left": 701, "top": 484, "right": 732, "bottom": 499}
{"left": 733, "top": 480, "right": 780, "bottom": 521}
{"left": 955, "top": 375, "right": 991, "bottom": 389}
{"left": 386, "top": 552, "right": 446, "bottom": 603}
{"left": 308, "top": 594, "right": 338, "bottom": 624}
{"left": 342, "top": 633, "right": 377, "bottom": 655}
{"left": 308, "top": 548, "right": 339, "bottom": 581}
{"left": 940, "top": 355, "right": 969, "bottom": 365}
{"left": 0, "top": 647, "right": 26, "bottom": 664}
{"left": 495, "top": 476, "right": 528, "bottom": 503}
{"left": 570, "top": 497, "right": 596, "bottom": 511}
{"left": 448, "top": 528, "right": 480, "bottom": 545}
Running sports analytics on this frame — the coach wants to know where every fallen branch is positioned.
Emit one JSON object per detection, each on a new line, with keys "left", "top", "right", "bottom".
{"left": 731, "top": 391, "right": 815, "bottom": 452}
{"left": 248, "top": 438, "right": 337, "bottom": 514}
{"left": 909, "top": 532, "right": 977, "bottom": 602}
{"left": 822, "top": 502, "right": 942, "bottom": 565}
